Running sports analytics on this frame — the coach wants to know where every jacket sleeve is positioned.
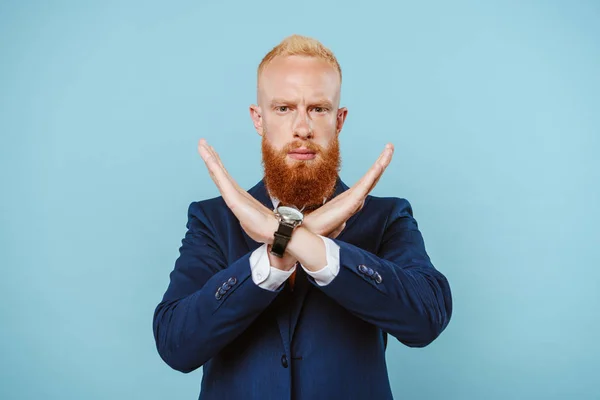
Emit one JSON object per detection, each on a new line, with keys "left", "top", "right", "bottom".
{"left": 152, "top": 201, "right": 284, "bottom": 373}
{"left": 305, "top": 198, "right": 453, "bottom": 348}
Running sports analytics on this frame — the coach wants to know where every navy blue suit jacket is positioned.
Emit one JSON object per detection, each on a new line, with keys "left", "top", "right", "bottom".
{"left": 153, "top": 177, "right": 452, "bottom": 399}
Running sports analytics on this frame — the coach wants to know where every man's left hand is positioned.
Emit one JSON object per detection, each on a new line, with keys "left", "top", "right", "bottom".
{"left": 302, "top": 143, "right": 394, "bottom": 238}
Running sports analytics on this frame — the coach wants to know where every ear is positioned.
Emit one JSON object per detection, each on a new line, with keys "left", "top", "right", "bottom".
{"left": 249, "top": 104, "right": 264, "bottom": 136}
{"left": 336, "top": 107, "right": 348, "bottom": 135}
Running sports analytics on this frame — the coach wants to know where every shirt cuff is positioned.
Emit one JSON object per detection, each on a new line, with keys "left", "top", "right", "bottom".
{"left": 249, "top": 243, "right": 297, "bottom": 291}
{"left": 301, "top": 235, "right": 340, "bottom": 286}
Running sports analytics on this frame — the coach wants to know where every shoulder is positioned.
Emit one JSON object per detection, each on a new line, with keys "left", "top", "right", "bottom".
{"left": 188, "top": 195, "right": 227, "bottom": 216}
{"left": 184, "top": 195, "right": 234, "bottom": 234}
{"left": 362, "top": 195, "right": 421, "bottom": 233}
{"left": 365, "top": 194, "right": 415, "bottom": 218}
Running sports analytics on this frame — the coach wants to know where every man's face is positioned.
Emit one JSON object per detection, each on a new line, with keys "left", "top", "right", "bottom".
{"left": 250, "top": 55, "right": 348, "bottom": 209}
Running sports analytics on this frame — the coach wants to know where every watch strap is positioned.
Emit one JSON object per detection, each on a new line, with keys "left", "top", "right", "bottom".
{"left": 270, "top": 221, "right": 295, "bottom": 258}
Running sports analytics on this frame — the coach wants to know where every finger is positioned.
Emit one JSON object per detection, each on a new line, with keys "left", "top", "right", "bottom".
{"left": 199, "top": 139, "right": 270, "bottom": 213}
{"left": 352, "top": 143, "right": 394, "bottom": 198}
{"left": 198, "top": 140, "right": 227, "bottom": 188}
{"left": 356, "top": 144, "right": 391, "bottom": 189}
{"left": 198, "top": 139, "right": 241, "bottom": 207}
{"left": 206, "top": 144, "right": 237, "bottom": 186}
{"left": 367, "top": 143, "right": 395, "bottom": 193}
{"left": 205, "top": 144, "right": 272, "bottom": 211}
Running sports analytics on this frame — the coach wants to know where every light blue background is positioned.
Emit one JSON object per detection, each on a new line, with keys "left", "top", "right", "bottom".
{"left": 1, "top": 1, "right": 599, "bottom": 399}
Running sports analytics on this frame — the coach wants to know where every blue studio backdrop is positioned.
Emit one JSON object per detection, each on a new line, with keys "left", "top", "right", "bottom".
{"left": 1, "top": 1, "right": 599, "bottom": 399}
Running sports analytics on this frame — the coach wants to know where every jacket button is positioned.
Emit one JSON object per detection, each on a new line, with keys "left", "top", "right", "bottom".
{"left": 358, "top": 264, "right": 368, "bottom": 274}
{"left": 281, "top": 354, "right": 288, "bottom": 368}
{"left": 227, "top": 277, "right": 237, "bottom": 285}
{"left": 373, "top": 272, "right": 383, "bottom": 284}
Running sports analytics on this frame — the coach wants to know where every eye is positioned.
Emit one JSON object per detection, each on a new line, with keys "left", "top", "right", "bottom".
{"left": 276, "top": 106, "right": 289, "bottom": 113}
{"left": 312, "top": 107, "right": 327, "bottom": 113}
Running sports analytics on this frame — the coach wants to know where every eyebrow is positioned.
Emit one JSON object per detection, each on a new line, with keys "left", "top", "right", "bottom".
{"left": 269, "top": 98, "right": 334, "bottom": 108}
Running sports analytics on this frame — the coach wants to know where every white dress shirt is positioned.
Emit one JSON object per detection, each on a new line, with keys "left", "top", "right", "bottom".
{"left": 249, "top": 196, "right": 341, "bottom": 291}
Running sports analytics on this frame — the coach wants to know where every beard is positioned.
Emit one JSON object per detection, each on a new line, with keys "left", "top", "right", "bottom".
{"left": 261, "top": 131, "right": 341, "bottom": 212}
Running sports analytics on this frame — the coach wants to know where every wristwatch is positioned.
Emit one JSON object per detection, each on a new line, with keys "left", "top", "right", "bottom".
{"left": 270, "top": 205, "right": 304, "bottom": 258}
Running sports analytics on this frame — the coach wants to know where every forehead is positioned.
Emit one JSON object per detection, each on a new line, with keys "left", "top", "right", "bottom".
{"left": 259, "top": 55, "right": 340, "bottom": 103}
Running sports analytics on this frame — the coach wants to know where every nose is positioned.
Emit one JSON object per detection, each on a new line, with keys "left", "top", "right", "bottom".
{"left": 293, "top": 110, "right": 313, "bottom": 140}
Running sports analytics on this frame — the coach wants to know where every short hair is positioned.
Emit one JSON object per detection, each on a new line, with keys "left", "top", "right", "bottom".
{"left": 257, "top": 34, "right": 342, "bottom": 84}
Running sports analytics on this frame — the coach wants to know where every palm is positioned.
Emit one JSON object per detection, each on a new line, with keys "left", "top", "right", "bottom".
{"left": 304, "top": 143, "right": 395, "bottom": 237}
{"left": 197, "top": 139, "right": 276, "bottom": 244}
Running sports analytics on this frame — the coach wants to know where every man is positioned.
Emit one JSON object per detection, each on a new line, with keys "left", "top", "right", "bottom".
{"left": 153, "top": 34, "right": 452, "bottom": 399}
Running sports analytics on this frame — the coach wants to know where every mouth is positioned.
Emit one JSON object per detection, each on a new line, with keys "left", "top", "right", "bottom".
{"left": 288, "top": 149, "right": 317, "bottom": 160}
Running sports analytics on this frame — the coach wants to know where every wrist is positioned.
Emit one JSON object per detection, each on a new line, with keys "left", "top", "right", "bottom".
{"left": 270, "top": 206, "right": 303, "bottom": 258}
{"left": 286, "top": 226, "right": 326, "bottom": 272}
{"left": 265, "top": 215, "right": 280, "bottom": 245}
{"left": 267, "top": 244, "right": 297, "bottom": 271}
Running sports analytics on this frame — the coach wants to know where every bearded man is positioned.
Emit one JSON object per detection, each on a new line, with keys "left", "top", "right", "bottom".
{"left": 153, "top": 34, "right": 453, "bottom": 400}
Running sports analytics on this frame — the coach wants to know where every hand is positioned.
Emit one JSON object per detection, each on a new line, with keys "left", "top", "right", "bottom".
{"left": 197, "top": 139, "right": 278, "bottom": 245}
{"left": 303, "top": 143, "right": 394, "bottom": 238}
{"left": 198, "top": 139, "right": 393, "bottom": 271}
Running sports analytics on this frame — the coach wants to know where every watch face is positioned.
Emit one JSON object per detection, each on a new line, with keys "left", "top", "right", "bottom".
{"left": 277, "top": 206, "right": 304, "bottom": 222}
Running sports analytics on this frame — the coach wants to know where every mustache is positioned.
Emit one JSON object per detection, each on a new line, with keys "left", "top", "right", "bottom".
{"left": 284, "top": 141, "right": 323, "bottom": 153}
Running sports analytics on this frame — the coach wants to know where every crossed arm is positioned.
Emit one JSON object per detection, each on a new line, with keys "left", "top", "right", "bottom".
{"left": 311, "top": 198, "right": 452, "bottom": 347}
{"left": 152, "top": 139, "right": 452, "bottom": 373}
{"left": 153, "top": 198, "right": 452, "bottom": 373}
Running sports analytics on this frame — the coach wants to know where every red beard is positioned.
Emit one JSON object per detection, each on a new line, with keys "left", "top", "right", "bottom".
{"left": 261, "top": 134, "right": 341, "bottom": 212}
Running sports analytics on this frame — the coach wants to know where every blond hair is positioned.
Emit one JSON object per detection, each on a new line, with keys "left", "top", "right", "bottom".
{"left": 257, "top": 34, "right": 342, "bottom": 83}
